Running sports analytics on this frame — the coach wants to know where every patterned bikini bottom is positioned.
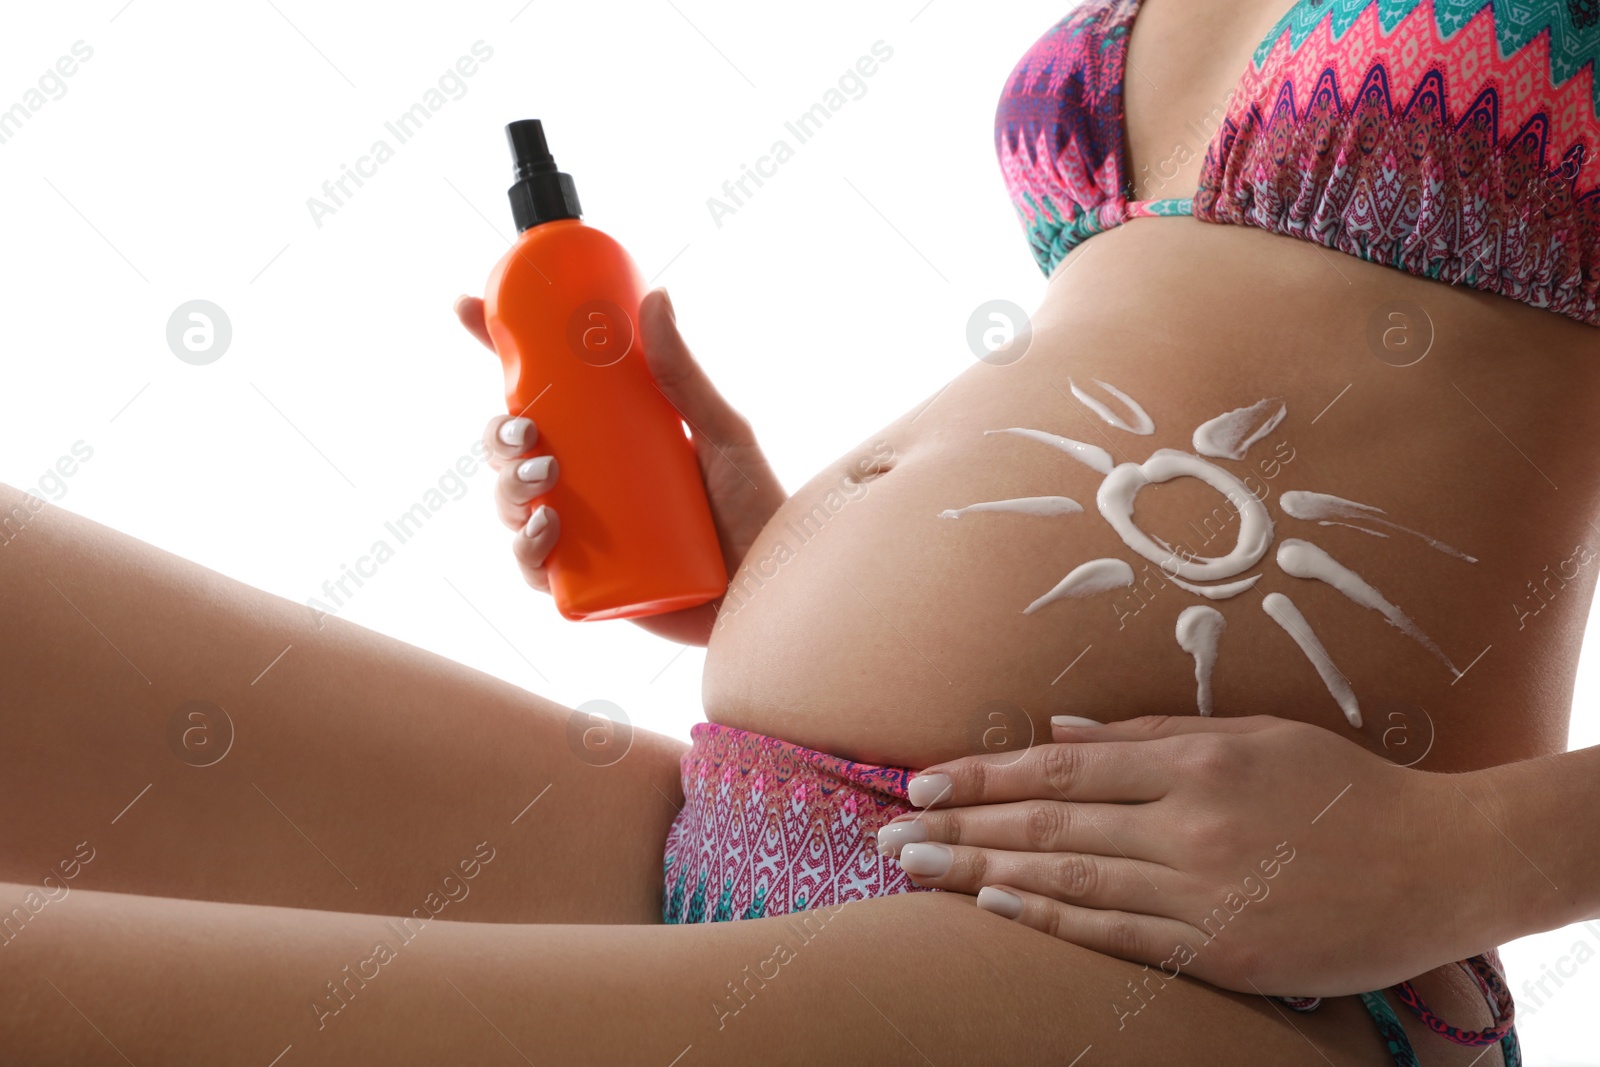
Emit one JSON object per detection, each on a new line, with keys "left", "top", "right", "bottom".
{"left": 662, "top": 722, "right": 1520, "bottom": 1065}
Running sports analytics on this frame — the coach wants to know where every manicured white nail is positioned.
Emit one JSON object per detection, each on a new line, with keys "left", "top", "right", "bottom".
{"left": 1051, "top": 716, "right": 1103, "bottom": 729}
{"left": 517, "top": 455, "right": 555, "bottom": 483}
{"left": 876, "top": 820, "right": 927, "bottom": 856}
{"left": 523, "top": 505, "right": 551, "bottom": 538}
{"left": 498, "top": 418, "right": 532, "bottom": 448}
{"left": 977, "top": 886, "right": 1024, "bottom": 920}
{"left": 907, "top": 774, "right": 953, "bottom": 809}
{"left": 898, "top": 842, "right": 952, "bottom": 877}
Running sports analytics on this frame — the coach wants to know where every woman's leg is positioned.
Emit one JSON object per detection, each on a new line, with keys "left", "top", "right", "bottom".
{"left": 0, "top": 485, "right": 683, "bottom": 923}
{"left": 1, "top": 883, "right": 1462, "bottom": 1067}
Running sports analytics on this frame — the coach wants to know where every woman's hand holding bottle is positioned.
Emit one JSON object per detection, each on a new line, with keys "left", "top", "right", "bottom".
{"left": 456, "top": 287, "right": 787, "bottom": 645}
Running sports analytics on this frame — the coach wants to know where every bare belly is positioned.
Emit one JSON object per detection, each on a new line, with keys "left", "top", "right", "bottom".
{"left": 703, "top": 218, "right": 1600, "bottom": 771}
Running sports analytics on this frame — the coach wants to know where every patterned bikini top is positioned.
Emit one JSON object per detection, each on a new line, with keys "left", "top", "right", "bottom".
{"left": 995, "top": 0, "right": 1600, "bottom": 326}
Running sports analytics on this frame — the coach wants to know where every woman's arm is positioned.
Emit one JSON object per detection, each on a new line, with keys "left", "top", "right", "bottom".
{"left": 877, "top": 715, "right": 1600, "bottom": 997}
{"left": 1473, "top": 740, "right": 1600, "bottom": 930}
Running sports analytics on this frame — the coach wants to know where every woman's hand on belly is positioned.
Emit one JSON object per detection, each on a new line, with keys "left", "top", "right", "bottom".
{"left": 874, "top": 714, "right": 1510, "bottom": 1000}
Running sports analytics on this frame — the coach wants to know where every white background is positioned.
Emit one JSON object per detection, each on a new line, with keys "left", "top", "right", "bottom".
{"left": 1, "top": 1, "right": 1595, "bottom": 1061}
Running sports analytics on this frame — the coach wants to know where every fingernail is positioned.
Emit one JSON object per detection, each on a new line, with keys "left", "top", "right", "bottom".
{"left": 1051, "top": 716, "right": 1103, "bottom": 729}
{"left": 660, "top": 287, "right": 676, "bottom": 324}
{"left": 876, "top": 820, "right": 927, "bottom": 856}
{"left": 977, "top": 886, "right": 1024, "bottom": 920}
{"left": 897, "top": 842, "right": 952, "bottom": 877}
{"left": 498, "top": 418, "right": 532, "bottom": 448}
{"left": 907, "top": 774, "right": 953, "bottom": 809}
{"left": 523, "top": 505, "right": 550, "bottom": 538}
{"left": 517, "top": 456, "right": 555, "bottom": 483}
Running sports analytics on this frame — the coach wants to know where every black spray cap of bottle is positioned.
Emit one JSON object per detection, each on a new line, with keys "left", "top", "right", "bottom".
{"left": 505, "top": 119, "right": 582, "bottom": 232}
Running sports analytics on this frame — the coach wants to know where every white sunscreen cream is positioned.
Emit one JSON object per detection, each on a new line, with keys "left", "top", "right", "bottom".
{"left": 1069, "top": 378, "right": 1155, "bottom": 435}
{"left": 1175, "top": 605, "right": 1226, "bottom": 715}
{"left": 1192, "top": 398, "right": 1286, "bottom": 461}
{"left": 1275, "top": 539, "right": 1459, "bottom": 675}
{"left": 1320, "top": 521, "right": 1389, "bottom": 539}
{"left": 1279, "top": 491, "right": 1477, "bottom": 563}
{"left": 949, "top": 388, "right": 1461, "bottom": 733}
{"left": 940, "top": 496, "right": 1083, "bottom": 519}
{"left": 986, "top": 428, "right": 1113, "bottom": 475}
{"left": 1262, "top": 591, "right": 1362, "bottom": 727}
{"left": 1097, "top": 449, "right": 1274, "bottom": 582}
{"left": 1168, "top": 573, "right": 1262, "bottom": 599}
{"left": 1025, "top": 558, "right": 1135, "bottom": 614}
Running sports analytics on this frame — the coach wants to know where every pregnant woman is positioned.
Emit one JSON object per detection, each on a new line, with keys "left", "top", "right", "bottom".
{"left": 4, "top": 0, "right": 1598, "bottom": 1063}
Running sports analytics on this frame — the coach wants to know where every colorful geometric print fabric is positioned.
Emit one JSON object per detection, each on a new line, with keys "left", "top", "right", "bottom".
{"left": 996, "top": 0, "right": 1600, "bottom": 326}
{"left": 662, "top": 722, "right": 1519, "bottom": 1059}
{"left": 662, "top": 722, "right": 929, "bottom": 925}
{"left": 995, "top": 0, "right": 1151, "bottom": 273}
{"left": 1394, "top": 949, "right": 1520, "bottom": 1049}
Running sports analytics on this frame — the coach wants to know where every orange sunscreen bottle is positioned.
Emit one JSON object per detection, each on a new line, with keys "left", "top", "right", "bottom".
{"left": 483, "top": 119, "right": 727, "bottom": 621}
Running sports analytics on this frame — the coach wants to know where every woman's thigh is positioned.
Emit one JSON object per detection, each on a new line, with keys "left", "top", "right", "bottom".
{"left": 0, "top": 485, "right": 684, "bottom": 923}
{"left": 3, "top": 883, "right": 1432, "bottom": 1067}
